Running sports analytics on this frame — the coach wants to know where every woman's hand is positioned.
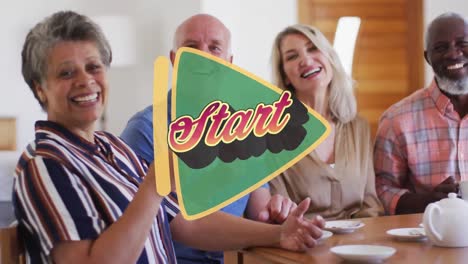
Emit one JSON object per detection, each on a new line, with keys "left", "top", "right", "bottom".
{"left": 278, "top": 198, "right": 325, "bottom": 251}
{"left": 141, "top": 162, "right": 166, "bottom": 201}
{"left": 257, "top": 194, "right": 297, "bottom": 224}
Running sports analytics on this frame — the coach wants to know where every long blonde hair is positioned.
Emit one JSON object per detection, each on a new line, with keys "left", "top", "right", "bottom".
{"left": 271, "top": 24, "right": 357, "bottom": 123}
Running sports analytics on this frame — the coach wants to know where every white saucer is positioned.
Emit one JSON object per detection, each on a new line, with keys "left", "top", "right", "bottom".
{"left": 386, "top": 228, "right": 427, "bottom": 241}
{"left": 330, "top": 245, "right": 396, "bottom": 262}
{"left": 318, "top": 230, "right": 333, "bottom": 243}
{"left": 324, "top": 220, "right": 365, "bottom": 234}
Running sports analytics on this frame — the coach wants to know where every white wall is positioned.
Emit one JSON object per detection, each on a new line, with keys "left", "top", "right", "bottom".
{"left": 102, "top": 0, "right": 203, "bottom": 134}
{"left": 201, "top": 0, "right": 298, "bottom": 82}
{"left": 423, "top": 0, "right": 468, "bottom": 85}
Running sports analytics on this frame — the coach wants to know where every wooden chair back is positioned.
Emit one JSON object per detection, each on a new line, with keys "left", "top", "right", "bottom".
{"left": 0, "top": 223, "right": 24, "bottom": 264}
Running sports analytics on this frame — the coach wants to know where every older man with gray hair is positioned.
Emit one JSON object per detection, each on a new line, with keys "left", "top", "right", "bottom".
{"left": 374, "top": 12, "right": 468, "bottom": 215}
{"left": 121, "top": 14, "right": 302, "bottom": 264}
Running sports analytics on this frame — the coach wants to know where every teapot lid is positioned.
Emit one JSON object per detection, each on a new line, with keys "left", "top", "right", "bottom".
{"left": 436, "top": 193, "right": 468, "bottom": 209}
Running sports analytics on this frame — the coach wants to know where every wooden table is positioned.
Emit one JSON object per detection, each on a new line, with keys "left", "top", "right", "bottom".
{"left": 225, "top": 214, "right": 468, "bottom": 264}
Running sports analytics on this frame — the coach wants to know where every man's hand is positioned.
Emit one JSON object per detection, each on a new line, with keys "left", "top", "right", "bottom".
{"left": 396, "top": 176, "right": 459, "bottom": 214}
{"left": 278, "top": 198, "right": 325, "bottom": 251}
{"left": 433, "top": 176, "right": 458, "bottom": 198}
{"left": 257, "top": 194, "right": 297, "bottom": 224}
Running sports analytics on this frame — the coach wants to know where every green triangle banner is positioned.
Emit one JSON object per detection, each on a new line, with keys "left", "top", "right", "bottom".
{"left": 153, "top": 48, "right": 330, "bottom": 220}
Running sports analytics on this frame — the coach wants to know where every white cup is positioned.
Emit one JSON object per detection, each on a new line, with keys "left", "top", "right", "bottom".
{"left": 459, "top": 181, "right": 468, "bottom": 201}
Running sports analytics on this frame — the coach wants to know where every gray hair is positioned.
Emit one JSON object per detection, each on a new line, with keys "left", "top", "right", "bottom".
{"left": 21, "top": 10, "right": 112, "bottom": 108}
{"left": 425, "top": 12, "right": 468, "bottom": 49}
{"left": 271, "top": 24, "right": 356, "bottom": 123}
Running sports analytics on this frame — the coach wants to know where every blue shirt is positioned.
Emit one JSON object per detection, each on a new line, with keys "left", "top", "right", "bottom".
{"left": 121, "top": 92, "right": 268, "bottom": 263}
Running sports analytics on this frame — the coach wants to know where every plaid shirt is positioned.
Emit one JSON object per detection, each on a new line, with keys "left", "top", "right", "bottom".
{"left": 374, "top": 80, "right": 468, "bottom": 214}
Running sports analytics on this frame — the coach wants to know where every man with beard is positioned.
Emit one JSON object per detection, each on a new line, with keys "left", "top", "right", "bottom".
{"left": 374, "top": 12, "right": 468, "bottom": 215}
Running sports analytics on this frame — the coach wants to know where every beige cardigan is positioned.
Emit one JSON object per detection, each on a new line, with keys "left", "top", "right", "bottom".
{"left": 270, "top": 116, "right": 384, "bottom": 220}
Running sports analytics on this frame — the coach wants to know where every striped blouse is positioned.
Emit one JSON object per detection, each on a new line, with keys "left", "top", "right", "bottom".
{"left": 12, "top": 121, "right": 179, "bottom": 263}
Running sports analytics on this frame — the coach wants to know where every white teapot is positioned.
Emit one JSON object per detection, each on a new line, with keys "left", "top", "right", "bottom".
{"left": 423, "top": 192, "right": 468, "bottom": 247}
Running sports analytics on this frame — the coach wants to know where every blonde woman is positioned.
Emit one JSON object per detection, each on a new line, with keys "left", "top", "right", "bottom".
{"left": 269, "top": 24, "right": 383, "bottom": 219}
